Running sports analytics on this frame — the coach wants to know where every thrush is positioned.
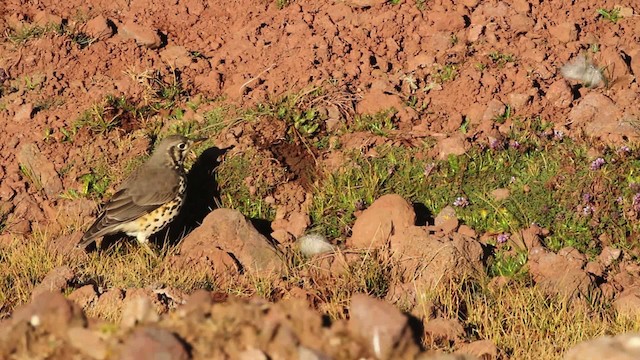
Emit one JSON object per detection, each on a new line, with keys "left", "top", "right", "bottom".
{"left": 77, "top": 135, "right": 203, "bottom": 255}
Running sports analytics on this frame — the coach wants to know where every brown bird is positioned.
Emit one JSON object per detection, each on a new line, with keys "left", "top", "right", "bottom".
{"left": 77, "top": 135, "right": 203, "bottom": 255}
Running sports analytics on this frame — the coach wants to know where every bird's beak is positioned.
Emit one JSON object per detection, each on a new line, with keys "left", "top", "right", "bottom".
{"left": 187, "top": 137, "right": 208, "bottom": 161}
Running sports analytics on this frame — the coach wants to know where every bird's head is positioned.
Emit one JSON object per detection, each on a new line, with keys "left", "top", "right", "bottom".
{"left": 155, "top": 135, "right": 206, "bottom": 169}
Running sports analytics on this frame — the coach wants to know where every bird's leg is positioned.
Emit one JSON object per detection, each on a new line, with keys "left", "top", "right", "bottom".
{"left": 137, "top": 235, "right": 158, "bottom": 258}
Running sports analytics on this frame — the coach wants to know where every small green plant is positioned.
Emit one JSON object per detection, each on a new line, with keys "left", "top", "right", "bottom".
{"left": 474, "top": 62, "right": 487, "bottom": 72}
{"left": 389, "top": 0, "right": 402, "bottom": 4}
{"left": 352, "top": 110, "right": 396, "bottom": 136}
{"left": 433, "top": 64, "right": 458, "bottom": 83}
{"left": 489, "top": 250, "right": 528, "bottom": 278}
{"left": 276, "top": 0, "right": 290, "bottom": 9}
{"left": 78, "top": 170, "right": 111, "bottom": 198}
{"left": 597, "top": 7, "right": 621, "bottom": 23}
{"left": 6, "top": 23, "right": 62, "bottom": 44}
{"left": 415, "top": 0, "right": 426, "bottom": 10}
{"left": 488, "top": 51, "right": 516, "bottom": 67}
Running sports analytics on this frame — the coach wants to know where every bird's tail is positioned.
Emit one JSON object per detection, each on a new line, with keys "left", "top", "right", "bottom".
{"left": 76, "top": 214, "right": 111, "bottom": 249}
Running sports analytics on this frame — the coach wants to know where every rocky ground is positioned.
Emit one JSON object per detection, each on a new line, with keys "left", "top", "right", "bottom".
{"left": 2, "top": 0, "right": 640, "bottom": 359}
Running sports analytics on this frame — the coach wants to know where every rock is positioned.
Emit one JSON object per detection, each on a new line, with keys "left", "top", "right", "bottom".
{"left": 558, "top": 246, "right": 587, "bottom": 269}
{"left": 119, "top": 327, "right": 190, "bottom": 360}
{"left": 271, "top": 229, "right": 294, "bottom": 244}
{"left": 349, "top": 294, "right": 420, "bottom": 359}
{"left": 564, "top": 333, "right": 640, "bottom": 359}
{"left": 407, "top": 53, "right": 435, "bottom": 71}
{"left": 298, "top": 346, "right": 330, "bottom": 360}
{"left": 599, "top": 246, "right": 622, "bottom": 267}
{"left": 491, "top": 188, "right": 510, "bottom": 201}
{"left": 68, "top": 327, "right": 108, "bottom": 360}
{"left": 9, "top": 292, "right": 85, "bottom": 339}
{"left": 507, "top": 93, "right": 532, "bottom": 111}
{"left": 239, "top": 348, "right": 268, "bottom": 360}
{"left": 17, "top": 142, "right": 63, "bottom": 198}
{"left": 348, "top": 194, "right": 415, "bottom": 248}
{"left": 546, "top": 80, "right": 573, "bottom": 108}
{"left": 528, "top": 250, "right": 595, "bottom": 298}
{"left": 119, "top": 20, "right": 162, "bottom": 49}
{"left": 569, "top": 93, "right": 631, "bottom": 138}
{"left": 32, "top": 265, "right": 74, "bottom": 299}
{"left": 391, "top": 228, "right": 485, "bottom": 290}
{"left": 33, "top": 11, "right": 62, "bottom": 27}
{"left": 423, "top": 318, "right": 465, "bottom": 344}
{"left": 84, "top": 16, "right": 113, "bottom": 40}
{"left": 482, "top": 99, "right": 506, "bottom": 123}
{"left": 457, "top": 340, "right": 498, "bottom": 359}
{"left": 347, "top": 0, "right": 386, "bottom": 7}
{"left": 13, "top": 103, "right": 33, "bottom": 122}
{"left": 438, "top": 135, "right": 468, "bottom": 159}
{"left": 356, "top": 89, "right": 404, "bottom": 115}
{"left": 67, "top": 285, "right": 98, "bottom": 308}
{"left": 613, "top": 287, "right": 640, "bottom": 318}
{"left": 549, "top": 22, "right": 578, "bottom": 43}
{"left": 510, "top": 14, "right": 534, "bottom": 34}
{"left": 173, "top": 208, "right": 281, "bottom": 275}
{"left": 467, "top": 24, "right": 484, "bottom": 42}
{"left": 121, "top": 290, "right": 161, "bottom": 328}
{"left": 95, "top": 288, "right": 124, "bottom": 315}
{"left": 160, "top": 45, "right": 193, "bottom": 68}
{"left": 434, "top": 205, "right": 459, "bottom": 233}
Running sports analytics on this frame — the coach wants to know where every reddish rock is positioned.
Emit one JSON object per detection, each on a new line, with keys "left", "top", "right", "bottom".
{"left": 546, "top": 80, "right": 573, "bottom": 108}
{"left": 391, "top": 228, "right": 485, "bottom": 290}
{"left": 356, "top": 89, "right": 404, "bottom": 115}
{"left": 599, "top": 246, "right": 622, "bottom": 267}
{"left": 438, "top": 134, "right": 468, "bottom": 159}
{"left": 457, "top": 340, "right": 498, "bottom": 359}
{"left": 423, "top": 318, "right": 465, "bottom": 344}
{"left": 549, "top": 22, "right": 578, "bottom": 43}
{"left": 613, "top": 287, "right": 640, "bottom": 318}
{"left": 67, "top": 285, "right": 98, "bottom": 309}
{"left": 349, "top": 294, "right": 420, "bottom": 359}
{"left": 119, "top": 20, "right": 162, "bottom": 49}
{"left": 119, "top": 327, "right": 190, "bottom": 360}
{"left": 9, "top": 292, "right": 85, "bottom": 339}
{"left": 68, "top": 327, "right": 108, "bottom": 360}
{"left": 528, "top": 249, "right": 595, "bottom": 299}
{"left": 17, "top": 143, "right": 63, "bottom": 198}
{"left": 565, "top": 333, "right": 640, "bottom": 359}
{"left": 482, "top": 99, "right": 506, "bottom": 123}
{"left": 172, "top": 208, "right": 282, "bottom": 275}
{"left": 84, "top": 16, "right": 113, "bottom": 40}
{"left": 568, "top": 93, "right": 624, "bottom": 138}
{"left": 348, "top": 194, "right": 415, "bottom": 249}
{"left": 160, "top": 45, "right": 193, "bottom": 68}
{"left": 31, "top": 265, "right": 74, "bottom": 299}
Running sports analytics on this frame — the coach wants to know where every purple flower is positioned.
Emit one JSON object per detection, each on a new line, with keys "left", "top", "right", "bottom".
{"left": 509, "top": 140, "right": 521, "bottom": 150}
{"left": 633, "top": 193, "right": 640, "bottom": 212}
{"left": 496, "top": 233, "right": 510, "bottom": 244}
{"left": 616, "top": 196, "right": 624, "bottom": 205}
{"left": 489, "top": 138, "right": 504, "bottom": 150}
{"left": 582, "top": 193, "right": 592, "bottom": 203}
{"left": 619, "top": 146, "right": 631, "bottom": 154}
{"left": 510, "top": 176, "right": 516, "bottom": 184}
{"left": 582, "top": 205, "right": 594, "bottom": 216}
{"left": 589, "top": 158, "right": 605, "bottom": 171}
{"left": 354, "top": 199, "right": 366, "bottom": 211}
{"left": 553, "top": 130, "right": 565, "bottom": 140}
{"left": 453, "top": 197, "right": 469, "bottom": 207}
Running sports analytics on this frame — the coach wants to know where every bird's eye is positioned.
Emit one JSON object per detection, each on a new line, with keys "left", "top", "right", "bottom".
{"left": 177, "top": 143, "right": 187, "bottom": 150}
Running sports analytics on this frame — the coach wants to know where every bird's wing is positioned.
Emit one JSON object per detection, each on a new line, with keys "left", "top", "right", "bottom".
{"left": 78, "top": 167, "right": 180, "bottom": 247}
